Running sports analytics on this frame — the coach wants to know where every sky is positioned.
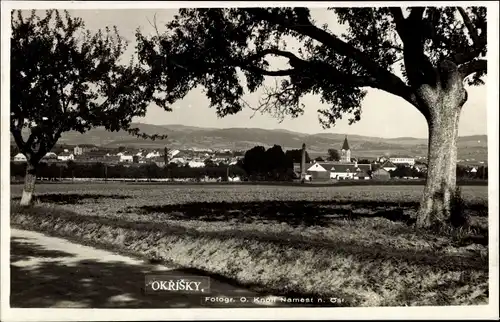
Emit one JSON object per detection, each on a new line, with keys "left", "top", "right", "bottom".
{"left": 64, "top": 8, "right": 488, "bottom": 139}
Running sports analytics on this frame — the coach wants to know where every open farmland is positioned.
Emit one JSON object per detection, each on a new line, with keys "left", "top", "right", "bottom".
{"left": 10, "top": 182, "right": 489, "bottom": 207}
{"left": 10, "top": 183, "right": 489, "bottom": 307}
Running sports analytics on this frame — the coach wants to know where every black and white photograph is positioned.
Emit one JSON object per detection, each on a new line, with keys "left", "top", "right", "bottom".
{"left": 1, "top": 1, "right": 498, "bottom": 320}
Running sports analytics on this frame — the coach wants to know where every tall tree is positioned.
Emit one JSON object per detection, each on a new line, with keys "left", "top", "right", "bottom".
{"left": 285, "top": 148, "right": 311, "bottom": 164}
{"left": 327, "top": 149, "right": 341, "bottom": 161}
{"left": 265, "top": 144, "right": 292, "bottom": 180}
{"left": 137, "top": 7, "right": 487, "bottom": 229}
{"left": 241, "top": 146, "right": 267, "bottom": 178}
{"left": 11, "top": 10, "right": 166, "bottom": 206}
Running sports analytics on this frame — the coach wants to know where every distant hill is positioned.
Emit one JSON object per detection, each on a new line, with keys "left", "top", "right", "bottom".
{"left": 11, "top": 123, "right": 488, "bottom": 160}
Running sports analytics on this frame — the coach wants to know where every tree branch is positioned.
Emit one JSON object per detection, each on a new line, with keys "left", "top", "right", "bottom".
{"left": 241, "top": 80, "right": 296, "bottom": 122}
{"left": 389, "top": 7, "right": 436, "bottom": 86}
{"left": 247, "top": 48, "right": 304, "bottom": 65}
{"left": 11, "top": 128, "right": 27, "bottom": 155}
{"left": 389, "top": 7, "right": 405, "bottom": 40}
{"left": 242, "top": 46, "right": 411, "bottom": 103}
{"left": 240, "top": 65, "right": 295, "bottom": 76}
{"left": 245, "top": 8, "right": 402, "bottom": 84}
{"left": 242, "top": 9, "right": 422, "bottom": 114}
{"left": 457, "top": 7, "right": 481, "bottom": 47}
{"left": 408, "top": 7, "right": 426, "bottom": 22}
{"left": 459, "top": 59, "right": 487, "bottom": 78}
{"left": 237, "top": 48, "right": 305, "bottom": 76}
{"left": 453, "top": 7, "right": 487, "bottom": 65}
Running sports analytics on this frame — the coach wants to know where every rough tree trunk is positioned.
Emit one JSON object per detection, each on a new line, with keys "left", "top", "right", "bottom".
{"left": 20, "top": 162, "right": 37, "bottom": 206}
{"left": 415, "top": 66, "right": 466, "bottom": 229}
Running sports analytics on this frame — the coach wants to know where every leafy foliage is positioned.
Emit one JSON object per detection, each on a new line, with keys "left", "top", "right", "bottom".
{"left": 327, "top": 148, "right": 340, "bottom": 161}
{"left": 240, "top": 145, "right": 294, "bottom": 180}
{"left": 136, "top": 6, "right": 487, "bottom": 128}
{"left": 11, "top": 10, "right": 167, "bottom": 165}
{"left": 10, "top": 161, "right": 247, "bottom": 180}
{"left": 285, "top": 148, "right": 311, "bottom": 164}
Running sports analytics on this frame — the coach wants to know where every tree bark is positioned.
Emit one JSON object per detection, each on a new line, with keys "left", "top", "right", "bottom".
{"left": 20, "top": 162, "right": 37, "bottom": 206}
{"left": 416, "top": 77, "right": 465, "bottom": 229}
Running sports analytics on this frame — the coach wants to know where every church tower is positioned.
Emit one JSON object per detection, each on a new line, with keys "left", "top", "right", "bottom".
{"left": 341, "top": 136, "right": 351, "bottom": 163}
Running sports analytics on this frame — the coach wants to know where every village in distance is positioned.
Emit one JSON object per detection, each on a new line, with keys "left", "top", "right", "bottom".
{"left": 10, "top": 125, "right": 488, "bottom": 183}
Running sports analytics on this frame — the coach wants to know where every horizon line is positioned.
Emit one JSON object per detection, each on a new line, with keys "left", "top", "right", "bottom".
{"left": 131, "top": 122, "right": 488, "bottom": 140}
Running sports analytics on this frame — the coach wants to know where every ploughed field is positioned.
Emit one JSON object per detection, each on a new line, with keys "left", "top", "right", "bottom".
{"left": 10, "top": 183, "right": 490, "bottom": 306}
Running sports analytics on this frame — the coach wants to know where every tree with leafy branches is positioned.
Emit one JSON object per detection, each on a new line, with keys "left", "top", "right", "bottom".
{"left": 285, "top": 148, "right": 311, "bottom": 164}
{"left": 327, "top": 148, "right": 341, "bottom": 161}
{"left": 11, "top": 9, "right": 167, "bottom": 206}
{"left": 136, "top": 6, "right": 487, "bottom": 229}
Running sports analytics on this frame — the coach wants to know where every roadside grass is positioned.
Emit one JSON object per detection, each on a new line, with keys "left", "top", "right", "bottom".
{"left": 11, "top": 200, "right": 488, "bottom": 307}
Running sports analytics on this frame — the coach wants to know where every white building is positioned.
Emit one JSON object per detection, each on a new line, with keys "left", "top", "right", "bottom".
{"left": 57, "top": 152, "right": 74, "bottom": 161}
{"left": 306, "top": 162, "right": 371, "bottom": 180}
{"left": 389, "top": 156, "right": 415, "bottom": 166}
{"left": 13, "top": 153, "right": 27, "bottom": 162}
{"left": 146, "top": 151, "right": 161, "bottom": 159}
{"left": 170, "top": 157, "right": 186, "bottom": 165}
{"left": 188, "top": 160, "right": 205, "bottom": 168}
{"left": 191, "top": 147, "right": 213, "bottom": 153}
{"left": 169, "top": 149, "right": 180, "bottom": 158}
{"left": 74, "top": 146, "right": 83, "bottom": 155}
{"left": 42, "top": 152, "right": 58, "bottom": 160}
{"left": 381, "top": 160, "right": 397, "bottom": 172}
{"left": 120, "top": 155, "right": 133, "bottom": 163}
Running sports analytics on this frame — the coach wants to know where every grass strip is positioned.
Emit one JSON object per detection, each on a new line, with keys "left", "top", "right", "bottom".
{"left": 11, "top": 203, "right": 489, "bottom": 307}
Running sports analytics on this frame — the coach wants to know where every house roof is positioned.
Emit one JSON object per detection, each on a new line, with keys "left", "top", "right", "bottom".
{"left": 317, "top": 163, "right": 336, "bottom": 171}
{"left": 372, "top": 168, "right": 390, "bottom": 175}
{"left": 58, "top": 152, "right": 73, "bottom": 156}
{"left": 354, "top": 171, "right": 370, "bottom": 177}
{"left": 331, "top": 164, "right": 362, "bottom": 173}
{"left": 357, "top": 164, "right": 371, "bottom": 171}
{"left": 311, "top": 162, "right": 370, "bottom": 173}
{"left": 381, "top": 160, "right": 397, "bottom": 168}
{"left": 342, "top": 136, "right": 350, "bottom": 150}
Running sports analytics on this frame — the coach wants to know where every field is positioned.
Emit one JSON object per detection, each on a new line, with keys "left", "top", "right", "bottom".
{"left": 10, "top": 182, "right": 490, "bottom": 307}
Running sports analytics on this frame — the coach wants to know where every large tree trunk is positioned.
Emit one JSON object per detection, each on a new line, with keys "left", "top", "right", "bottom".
{"left": 415, "top": 69, "right": 465, "bottom": 229}
{"left": 20, "top": 162, "right": 37, "bottom": 206}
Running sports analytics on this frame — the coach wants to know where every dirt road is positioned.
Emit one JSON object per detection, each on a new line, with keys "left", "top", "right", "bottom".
{"left": 10, "top": 228, "right": 285, "bottom": 308}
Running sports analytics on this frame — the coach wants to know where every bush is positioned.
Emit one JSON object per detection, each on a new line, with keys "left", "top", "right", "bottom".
{"left": 449, "top": 186, "right": 470, "bottom": 228}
